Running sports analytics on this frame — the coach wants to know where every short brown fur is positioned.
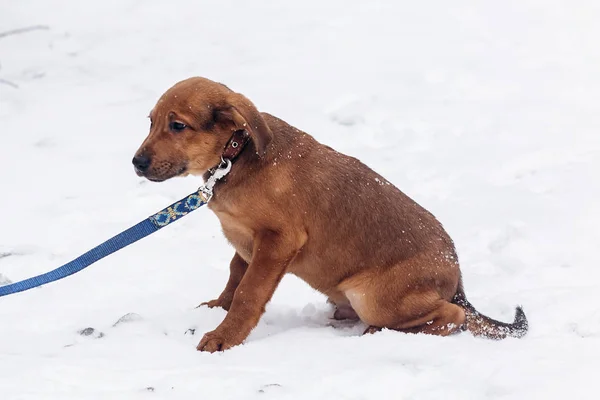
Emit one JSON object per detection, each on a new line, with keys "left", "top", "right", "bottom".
{"left": 134, "top": 77, "right": 528, "bottom": 352}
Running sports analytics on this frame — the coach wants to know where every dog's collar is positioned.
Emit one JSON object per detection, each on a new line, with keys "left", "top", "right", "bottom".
{"left": 201, "top": 130, "right": 249, "bottom": 200}
{"left": 222, "top": 129, "right": 250, "bottom": 161}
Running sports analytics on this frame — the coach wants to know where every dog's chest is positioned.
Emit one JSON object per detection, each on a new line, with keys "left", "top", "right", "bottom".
{"left": 213, "top": 210, "right": 254, "bottom": 262}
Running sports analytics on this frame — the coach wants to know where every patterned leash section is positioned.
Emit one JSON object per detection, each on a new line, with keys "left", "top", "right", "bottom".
{"left": 0, "top": 191, "right": 209, "bottom": 297}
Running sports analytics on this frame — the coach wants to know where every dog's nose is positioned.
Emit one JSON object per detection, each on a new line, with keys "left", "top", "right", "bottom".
{"left": 132, "top": 154, "right": 151, "bottom": 172}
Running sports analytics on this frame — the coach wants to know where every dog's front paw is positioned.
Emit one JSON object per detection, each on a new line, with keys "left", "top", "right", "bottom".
{"left": 197, "top": 297, "right": 232, "bottom": 311}
{"left": 197, "top": 329, "right": 243, "bottom": 353}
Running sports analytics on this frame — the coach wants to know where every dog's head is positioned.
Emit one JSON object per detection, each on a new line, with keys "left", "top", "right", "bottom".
{"left": 133, "top": 77, "right": 273, "bottom": 182}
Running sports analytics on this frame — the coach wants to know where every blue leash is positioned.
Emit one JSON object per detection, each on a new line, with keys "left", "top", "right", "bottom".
{"left": 0, "top": 159, "right": 232, "bottom": 298}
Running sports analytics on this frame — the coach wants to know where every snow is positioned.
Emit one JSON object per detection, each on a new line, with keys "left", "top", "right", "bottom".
{"left": 1, "top": 0, "right": 600, "bottom": 398}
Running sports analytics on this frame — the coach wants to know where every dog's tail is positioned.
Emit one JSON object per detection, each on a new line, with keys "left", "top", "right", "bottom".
{"left": 452, "top": 281, "right": 528, "bottom": 340}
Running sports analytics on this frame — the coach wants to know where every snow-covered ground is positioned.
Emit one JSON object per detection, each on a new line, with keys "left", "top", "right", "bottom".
{"left": 1, "top": 0, "right": 599, "bottom": 398}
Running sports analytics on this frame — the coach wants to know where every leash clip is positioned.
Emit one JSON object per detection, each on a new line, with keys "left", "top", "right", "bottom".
{"left": 199, "top": 158, "right": 232, "bottom": 202}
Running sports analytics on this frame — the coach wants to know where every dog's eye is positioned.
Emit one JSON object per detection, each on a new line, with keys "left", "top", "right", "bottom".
{"left": 169, "top": 121, "right": 187, "bottom": 133}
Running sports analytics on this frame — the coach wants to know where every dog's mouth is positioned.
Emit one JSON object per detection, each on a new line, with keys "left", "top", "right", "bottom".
{"left": 136, "top": 164, "right": 187, "bottom": 182}
{"left": 134, "top": 167, "right": 146, "bottom": 177}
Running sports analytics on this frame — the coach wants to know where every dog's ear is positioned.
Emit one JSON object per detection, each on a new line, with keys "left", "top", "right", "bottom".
{"left": 217, "top": 93, "right": 273, "bottom": 157}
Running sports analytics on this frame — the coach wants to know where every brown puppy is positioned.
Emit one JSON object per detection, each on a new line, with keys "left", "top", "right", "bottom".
{"left": 133, "top": 77, "right": 528, "bottom": 352}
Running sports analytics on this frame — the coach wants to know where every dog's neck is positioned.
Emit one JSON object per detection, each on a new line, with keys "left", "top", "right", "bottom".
{"left": 200, "top": 134, "right": 261, "bottom": 190}
{"left": 201, "top": 130, "right": 255, "bottom": 182}
{"left": 204, "top": 114, "right": 308, "bottom": 203}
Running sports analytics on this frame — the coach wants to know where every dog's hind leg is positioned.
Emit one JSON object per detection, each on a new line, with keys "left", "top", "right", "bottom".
{"left": 355, "top": 292, "right": 466, "bottom": 336}
{"left": 198, "top": 252, "right": 248, "bottom": 311}
{"left": 339, "top": 257, "right": 466, "bottom": 337}
{"left": 360, "top": 301, "right": 465, "bottom": 336}
{"left": 394, "top": 300, "right": 466, "bottom": 336}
